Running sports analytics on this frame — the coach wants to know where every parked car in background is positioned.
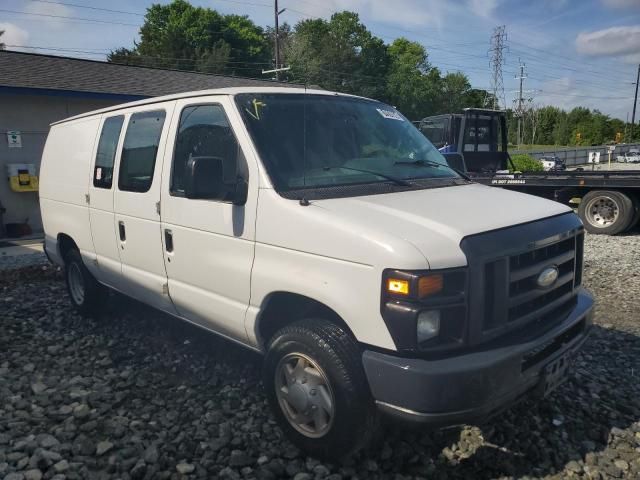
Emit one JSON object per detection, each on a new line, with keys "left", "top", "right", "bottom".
{"left": 617, "top": 149, "right": 640, "bottom": 163}
{"left": 539, "top": 155, "right": 566, "bottom": 171}
{"left": 39, "top": 88, "right": 593, "bottom": 459}
{"left": 626, "top": 149, "right": 640, "bottom": 163}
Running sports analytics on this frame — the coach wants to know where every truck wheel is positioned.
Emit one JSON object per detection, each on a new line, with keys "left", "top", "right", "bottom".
{"left": 578, "top": 190, "right": 634, "bottom": 235}
{"left": 263, "top": 319, "right": 378, "bottom": 460}
{"left": 64, "top": 248, "right": 105, "bottom": 316}
{"left": 625, "top": 195, "right": 640, "bottom": 233}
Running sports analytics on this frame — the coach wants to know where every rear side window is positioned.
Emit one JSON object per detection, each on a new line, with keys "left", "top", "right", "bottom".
{"left": 93, "top": 115, "right": 124, "bottom": 189}
{"left": 118, "top": 110, "right": 166, "bottom": 193}
{"left": 171, "top": 104, "right": 240, "bottom": 196}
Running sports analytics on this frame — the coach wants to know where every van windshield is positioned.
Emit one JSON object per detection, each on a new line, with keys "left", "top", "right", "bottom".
{"left": 235, "top": 93, "right": 459, "bottom": 193}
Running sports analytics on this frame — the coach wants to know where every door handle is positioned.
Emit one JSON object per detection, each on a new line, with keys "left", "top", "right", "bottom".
{"left": 164, "top": 229, "right": 174, "bottom": 253}
{"left": 118, "top": 221, "right": 126, "bottom": 242}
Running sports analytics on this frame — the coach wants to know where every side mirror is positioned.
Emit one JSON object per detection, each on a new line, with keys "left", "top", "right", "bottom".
{"left": 184, "top": 156, "right": 247, "bottom": 205}
{"left": 441, "top": 152, "right": 467, "bottom": 173}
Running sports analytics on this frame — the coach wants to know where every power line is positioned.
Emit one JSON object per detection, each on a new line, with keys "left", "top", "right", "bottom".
{"left": 25, "top": 0, "right": 145, "bottom": 16}
{"left": 488, "top": 25, "right": 507, "bottom": 109}
{"left": 6, "top": 45, "right": 274, "bottom": 65}
{"left": 0, "top": 8, "right": 140, "bottom": 26}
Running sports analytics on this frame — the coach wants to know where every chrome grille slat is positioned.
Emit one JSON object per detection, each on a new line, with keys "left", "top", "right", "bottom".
{"left": 507, "top": 290, "right": 575, "bottom": 327}
{"left": 509, "top": 249, "right": 575, "bottom": 282}
{"left": 508, "top": 272, "right": 574, "bottom": 308}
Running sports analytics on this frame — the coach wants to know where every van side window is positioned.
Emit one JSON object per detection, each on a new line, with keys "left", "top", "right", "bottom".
{"left": 93, "top": 115, "right": 124, "bottom": 189}
{"left": 118, "top": 110, "right": 166, "bottom": 193}
{"left": 171, "top": 104, "right": 240, "bottom": 196}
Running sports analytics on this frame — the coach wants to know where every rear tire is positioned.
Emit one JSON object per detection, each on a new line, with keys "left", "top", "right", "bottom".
{"left": 64, "top": 248, "right": 106, "bottom": 316}
{"left": 578, "top": 190, "right": 634, "bottom": 235}
{"left": 263, "top": 319, "right": 378, "bottom": 460}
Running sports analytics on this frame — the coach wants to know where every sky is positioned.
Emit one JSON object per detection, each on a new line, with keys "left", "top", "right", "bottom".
{"left": 1, "top": 0, "right": 640, "bottom": 120}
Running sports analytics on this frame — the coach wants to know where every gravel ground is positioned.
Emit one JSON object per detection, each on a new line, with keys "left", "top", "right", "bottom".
{"left": 1, "top": 233, "right": 639, "bottom": 480}
{"left": 0, "top": 252, "right": 47, "bottom": 271}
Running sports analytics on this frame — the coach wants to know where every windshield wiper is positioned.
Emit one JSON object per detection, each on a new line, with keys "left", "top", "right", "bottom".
{"left": 323, "top": 166, "right": 411, "bottom": 186}
{"left": 394, "top": 159, "right": 472, "bottom": 181}
{"left": 393, "top": 159, "right": 445, "bottom": 168}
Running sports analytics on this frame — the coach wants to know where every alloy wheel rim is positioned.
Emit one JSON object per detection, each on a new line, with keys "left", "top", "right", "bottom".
{"left": 275, "top": 352, "right": 335, "bottom": 438}
{"left": 68, "top": 262, "right": 85, "bottom": 305}
{"left": 585, "top": 196, "right": 619, "bottom": 228}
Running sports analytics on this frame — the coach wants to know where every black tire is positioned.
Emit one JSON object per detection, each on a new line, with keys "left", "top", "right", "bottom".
{"left": 578, "top": 190, "right": 635, "bottom": 235}
{"left": 64, "top": 248, "right": 106, "bottom": 316}
{"left": 263, "top": 319, "right": 378, "bottom": 460}
{"left": 624, "top": 194, "right": 640, "bottom": 233}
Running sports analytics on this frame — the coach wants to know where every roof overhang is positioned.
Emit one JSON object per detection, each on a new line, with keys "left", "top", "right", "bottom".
{"left": 0, "top": 85, "right": 148, "bottom": 102}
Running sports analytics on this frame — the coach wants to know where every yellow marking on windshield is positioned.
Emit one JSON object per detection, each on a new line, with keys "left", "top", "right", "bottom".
{"left": 245, "top": 98, "right": 267, "bottom": 120}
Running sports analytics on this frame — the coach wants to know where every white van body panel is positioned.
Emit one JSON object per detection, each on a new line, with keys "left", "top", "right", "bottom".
{"left": 113, "top": 102, "right": 177, "bottom": 313}
{"left": 247, "top": 188, "right": 426, "bottom": 349}
{"left": 159, "top": 96, "right": 259, "bottom": 342}
{"left": 312, "top": 183, "right": 571, "bottom": 270}
{"left": 88, "top": 114, "right": 125, "bottom": 288}
{"left": 40, "top": 116, "right": 101, "bottom": 269}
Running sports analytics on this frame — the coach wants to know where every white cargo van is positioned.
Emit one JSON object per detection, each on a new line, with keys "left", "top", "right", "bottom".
{"left": 40, "top": 88, "right": 593, "bottom": 459}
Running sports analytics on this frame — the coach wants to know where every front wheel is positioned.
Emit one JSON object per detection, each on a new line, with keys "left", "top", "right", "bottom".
{"left": 263, "top": 319, "right": 378, "bottom": 460}
{"left": 578, "top": 190, "right": 634, "bottom": 235}
{"left": 64, "top": 248, "right": 106, "bottom": 316}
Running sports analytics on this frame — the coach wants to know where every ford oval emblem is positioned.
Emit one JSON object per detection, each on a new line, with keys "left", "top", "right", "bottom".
{"left": 537, "top": 266, "right": 559, "bottom": 288}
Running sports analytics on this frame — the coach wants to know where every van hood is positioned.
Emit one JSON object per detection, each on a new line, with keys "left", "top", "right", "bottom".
{"left": 314, "top": 183, "right": 572, "bottom": 269}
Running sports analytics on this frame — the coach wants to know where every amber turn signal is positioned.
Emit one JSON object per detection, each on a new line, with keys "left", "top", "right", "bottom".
{"left": 387, "top": 278, "right": 410, "bottom": 295}
{"left": 418, "top": 274, "right": 443, "bottom": 298}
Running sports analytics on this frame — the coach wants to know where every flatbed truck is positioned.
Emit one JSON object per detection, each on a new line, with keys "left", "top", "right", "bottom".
{"left": 417, "top": 109, "right": 640, "bottom": 235}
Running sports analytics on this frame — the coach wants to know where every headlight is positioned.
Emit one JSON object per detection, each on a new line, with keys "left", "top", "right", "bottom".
{"left": 381, "top": 268, "right": 467, "bottom": 352}
{"left": 417, "top": 310, "right": 440, "bottom": 342}
{"left": 383, "top": 269, "right": 462, "bottom": 300}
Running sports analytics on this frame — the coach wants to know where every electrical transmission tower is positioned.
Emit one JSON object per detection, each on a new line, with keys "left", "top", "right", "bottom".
{"left": 488, "top": 25, "right": 507, "bottom": 110}
{"left": 513, "top": 59, "right": 528, "bottom": 147}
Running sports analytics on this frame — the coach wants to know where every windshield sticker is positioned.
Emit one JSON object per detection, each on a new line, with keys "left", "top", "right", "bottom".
{"left": 96, "top": 167, "right": 102, "bottom": 180}
{"left": 376, "top": 108, "right": 404, "bottom": 121}
{"left": 245, "top": 98, "right": 267, "bottom": 120}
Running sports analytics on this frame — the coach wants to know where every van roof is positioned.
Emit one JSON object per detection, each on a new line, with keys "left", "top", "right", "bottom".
{"left": 51, "top": 87, "right": 367, "bottom": 126}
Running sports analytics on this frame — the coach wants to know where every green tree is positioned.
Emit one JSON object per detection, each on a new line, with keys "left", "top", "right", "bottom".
{"left": 552, "top": 111, "right": 570, "bottom": 145}
{"left": 384, "top": 39, "right": 489, "bottom": 119}
{"left": 536, "top": 106, "right": 561, "bottom": 144}
{"left": 286, "top": 12, "right": 389, "bottom": 99}
{"left": 438, "top": 71, "right": 488, "bottom": 113}
{"left": 108, "top": 0, "right": 269, "bottom": 76}
{"left": 385, "top": 38, "right": 436, "bottom": 119}
{"left": 0, "top": 30, "right": 5, "bottom": 50}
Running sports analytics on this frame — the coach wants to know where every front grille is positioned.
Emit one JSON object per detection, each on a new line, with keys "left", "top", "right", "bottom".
{"left": 460, "top": 213, "right": 584, "bottom": 346}
{"left": 507, "top": 236, "right": 576, "bottom": 324}
{"left": 480, "top": 232, "right": 583, "bottom": 337}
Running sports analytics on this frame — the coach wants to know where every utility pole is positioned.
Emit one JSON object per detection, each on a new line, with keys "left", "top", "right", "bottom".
{"left": 625, "top": 112, "right": 629, "bottom": 142}
{"left": 271, "top": 0, "right": 287, "bottom": 81}
{"left": 274, "top": 0, "right": 280, "bottom": 81}
{"left": 631, "top": 63, "right": 640, "bottom": 141}
{"left": 514, "top": 59, "right": 527, "bottom": 148}
{"left": 488, "top": 25, "right": 507, "bottom": 110}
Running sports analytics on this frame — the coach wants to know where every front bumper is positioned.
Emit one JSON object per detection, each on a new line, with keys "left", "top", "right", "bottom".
{"left": 362, "top": 288, "right": 594, "bottom": 426}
